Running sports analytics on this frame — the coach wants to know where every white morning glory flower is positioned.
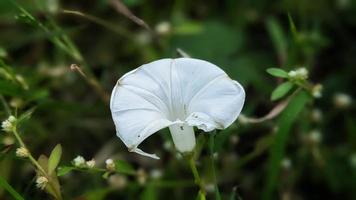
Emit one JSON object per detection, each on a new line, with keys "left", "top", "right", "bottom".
{"left": 110, "top": 58, "right": 245, "bottom": 159}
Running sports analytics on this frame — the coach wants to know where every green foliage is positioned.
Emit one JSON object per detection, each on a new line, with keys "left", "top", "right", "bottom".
{"left": 0, "top": 176, "right": 24, "bottom": 200}
{"left": 114, "top": 160, "right": 136, "bottom": 175}
{"left": 266, "top": 68, "right": 289, "bottom": 78}
{"left": 262, "top": 91, "right": 310, "bottom": 200}
{"left": 271, "top": 82, "right": 294, "bottom": 101}
{"left": 48, "top": 144, "right": 62, "bottom": 175}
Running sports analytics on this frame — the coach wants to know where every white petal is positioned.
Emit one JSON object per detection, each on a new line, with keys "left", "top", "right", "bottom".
{"left": 184, "top": 74, "right": 245, "bottom": 130}
{"left": 110, "top": 84, "right": 174, "bottom": 158}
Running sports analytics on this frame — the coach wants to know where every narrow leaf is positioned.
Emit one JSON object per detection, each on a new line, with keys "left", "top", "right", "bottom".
{"left": 266, "top": 68, "right": 289, "bottom": 78}
{"left": 0, "top": 176, "right": 25, "bottom": 200}
{"left": 57, "top": 166, "right": 75, "bottom": 176}
{"left": 262, "top": 91, "right": 310, "bottom": 200}
{"left": 271, "top": 82, "right": 293, "bottom": 101}
{"left": 48, "top": 144, "right": 62, "bottom": 174}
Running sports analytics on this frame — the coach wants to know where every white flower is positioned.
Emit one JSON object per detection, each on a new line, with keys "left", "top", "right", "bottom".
{"left": 105, "top": 159, "right": 115, "bottom": 171}
{"left": 288, "top": 67, "right": 308, "bottom": 80}
{"left": 16, "top": 147, "right": 29, "bottom": 158}
{"left": 1, "top": 115, "right": 17, "bottom": 132}
{"left": 333, "top": 93, "right": 352, "bottom": 109}
{"left": 36, "top": 176, "right": 48, "bottom": 190}
{"left": 73, "top": 156, "right": 85, "bottom": 167}
{"left": 86, "top": 159, "right": 96, "bottom": 168}
{"left": 110, "top": 58, "right": 245, "bottom": 159}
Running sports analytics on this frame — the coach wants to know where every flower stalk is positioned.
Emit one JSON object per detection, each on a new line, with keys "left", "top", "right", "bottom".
{"left": 11, "top": 126, "right": 62, "bottom": 200}
{"left": 186, "top": 154, "right": 206, "bottom": 199}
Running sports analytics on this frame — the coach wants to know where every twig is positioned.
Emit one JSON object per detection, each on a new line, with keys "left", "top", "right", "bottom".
{"left": 70, "top": 64, "right": 110, "bottom": 104}
{"left": 108, "top": 0, "right": 153, "bottom": 33}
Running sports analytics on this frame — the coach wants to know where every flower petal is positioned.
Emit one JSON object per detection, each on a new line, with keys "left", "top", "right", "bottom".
{"left": 110, "top": 83, "right": 174, "bottom": 159}
{"left": 185, "top": 75, "right": 245, "bottom": 131}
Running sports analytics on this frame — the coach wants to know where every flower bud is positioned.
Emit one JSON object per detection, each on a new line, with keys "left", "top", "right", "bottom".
{"left": 73, "top": 155, "right": 86, "bottom": 168}
{"left": 333, "top": 93, "right": 352, "bottom": 109}
{"left": 16, "top": 147, "right": 29, "bottom": 158}
{"left": 86, "top": 159, "right": 96, "bottom": 168}
{"left": 312, "top": 84, "right": 323, "bottom": 98}
{"left": 105, "top": 159, "right": 115, "bottom": 171}
{"left": 1, "top": 115, "right": 17, "bottom": 132}
{"left": 36, "top": 176, "right": 48, "bottom": 190}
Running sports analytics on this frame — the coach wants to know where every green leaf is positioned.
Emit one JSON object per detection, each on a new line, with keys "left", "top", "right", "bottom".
{"left": 0, "top": 176, "right": 25, "bottom": 200}
{"left": 271, "top": 82, "right": 293, "bottom": 101}
{"left": 115, "top": 160, "right": 135, "bottom": 175}
{"left": 266, "top": 68, "right": 289, "bottom": 78}
{"left": 266, "top": 17, "right": 287, "bottom": 64}
{"left": 262, "top": 91, "right": 310, "bottom": 200}
{"left": 48, "top": 144, "right": 62, "bottom": 174}
{"left": 57, "top": 166, "right": 75, "bottom": 176}
{"left": 140, "top": 185, "right": 157, "bottom": 200}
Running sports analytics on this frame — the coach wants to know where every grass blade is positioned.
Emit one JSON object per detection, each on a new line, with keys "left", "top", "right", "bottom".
{"left": 0, "top": 176, "right": 25, "bottom": 200}
{"left": 262, "top": 90, "right": 310, "bottom": 200}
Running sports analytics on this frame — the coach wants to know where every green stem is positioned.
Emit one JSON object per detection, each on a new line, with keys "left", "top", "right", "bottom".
{"left": 186, "top": 154, "right": 206, "bottom": 199}
{"left": 12, "top": 128, "right": 62, "bottom": 200}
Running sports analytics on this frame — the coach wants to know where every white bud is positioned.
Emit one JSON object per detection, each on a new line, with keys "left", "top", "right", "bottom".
{"left": 16, "top": 147, "right": 29, "bottom": 158}
{"left": 205, "top": 183, "right": 215, "bottom": 193}
{"left": 73, "top": 156, "right": 85, "bottom": 167}
{"left": 137, "top": 168, "right": 147, "bottom": 185}
{"left": 333, "top": 93, "right": 352, "bottom": 109}
{"left": 108, "top": 174, "right": 127, "bottom": 189}
{"left": 1, "top": 115, "right": 17, "bottom": 132}
{"left": 150, "top": 169, "right": 163, "bottom": 179}
{"left": 155, "top": 21, "right": 171, "bottom": 35}
{"left": 86, "top": 159, "right": 96, "bottom": 168}
{"left": 281, "top": 158, "right": 292, "bottom": 169}
{"left": 309, "top": 130, "right": 322, "bottom": 144}
{"left": 311, "top": 109, "right": 322, "bottom": 122}
{"left": 105, "top": 159, "right": 115, "bottom": 171}
{"left": 36, "top": 176, "right": 48, "bottom": 190}
{"left": 288, "top": 70, "right": 297, "bottom": 78}
{"left": 312, "top": 84, "right": 323, "bottom": 98}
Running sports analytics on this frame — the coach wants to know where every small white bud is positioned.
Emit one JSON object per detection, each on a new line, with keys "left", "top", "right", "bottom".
{"left": 309, "top": 130, "right": 322, "bottom": 144}
{"left": 73, "top": 156, "right": 85, "bottom": 167}
{"left": 333, "top": 93, "right": 352, "bottom": 109}
{"left": 1, "top": 115, "right": 17, "bottom": 132}
{"left": 205, "top": 183, "right": 215, "bottom": 193}
{"left": 86, "top": 159, "right": 96, "bottom": 168}
{"left": 36, "top": 176, "right": 48, "bottom": 190}
{"left": 150, "top": 169, "right": 163, "bottom": 179}
{"left": 16, "top": 147, "right": 29, "bottom": 158}
{"left": 311, "top": 109, "right": 323, "bottom": 122}
{"left": 288, "top": 70, "right": 297, "bottom": 78}
{"left": 108, "top": 174, "right": 127, "bottom": 189}
{"left": 155, "top": 21, "right": 171, "bottom": 35}
{"left": 312, "top": 84, "right": 323, "bottom": 98}
{"left": 136, "top": 168, "right": 147, "bottom": 185}
{"left": 281, "top": 158, "right": 292, "bottom": 169}
{"left": 296, "top": 67, "right": 308, "bottom": 79}
{"left": 105, "top": 159, "right": 115, "bottom": 171}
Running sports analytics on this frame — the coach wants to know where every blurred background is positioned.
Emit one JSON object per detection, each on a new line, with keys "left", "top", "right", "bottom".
{"left": 0, "top": 0, "right": 355, "bottom": 199}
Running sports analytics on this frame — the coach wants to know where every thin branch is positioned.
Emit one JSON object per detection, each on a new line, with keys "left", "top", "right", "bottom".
{"left": 108, "top": 0, "right": 153, "bottom": 33}
{"left": 70, "top": 64, "right": 110, "bottom": 104}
